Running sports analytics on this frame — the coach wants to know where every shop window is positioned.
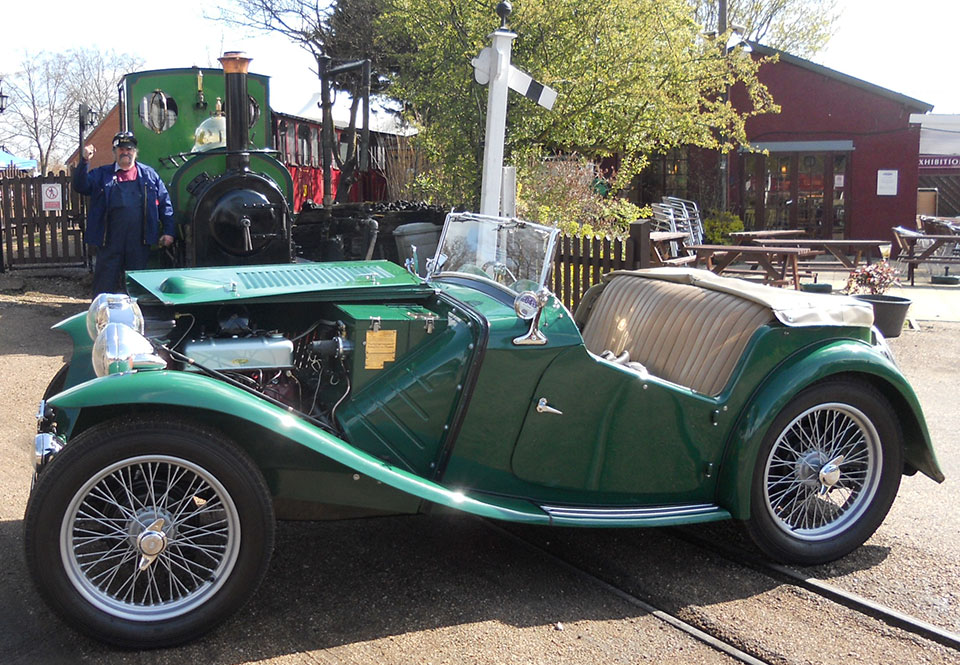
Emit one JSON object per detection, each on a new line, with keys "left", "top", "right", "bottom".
{"left": 765, "top": 155, "right": 792, "bottom": 230}
{"left": 796, "top": 153, "right": 825, "bottom": 236}
{"left": 664, "top": 149, "right": 688, "bottom": 197}
{"left": 832, "top": 154, "right": 847, "bottom": 238}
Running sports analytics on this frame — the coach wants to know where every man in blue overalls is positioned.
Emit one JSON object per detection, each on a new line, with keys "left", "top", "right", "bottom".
{"left": 73, "top": 131, "right": 175, "bottom": 297}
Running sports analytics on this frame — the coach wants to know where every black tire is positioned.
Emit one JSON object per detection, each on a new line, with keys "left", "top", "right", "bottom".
{"left": 745, "top": 378, "right": 903, "bottom": 565}
{"left": 23, "top": 416, "right": 275, "bottom": 648}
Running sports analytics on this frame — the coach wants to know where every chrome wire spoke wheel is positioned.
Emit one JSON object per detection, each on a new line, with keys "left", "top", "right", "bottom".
{"left": 763, "top": 402, "right": 882, "bottom": 541}
{"left": 59, "top": 454, "right": 241, "bottom": 622}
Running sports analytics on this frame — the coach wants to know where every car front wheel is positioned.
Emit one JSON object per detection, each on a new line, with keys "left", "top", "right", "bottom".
{"left": 746, "top": 379, "right": 903, "bottom": 565}
{"left": 24, "top": 416, "right": 275, "bottom": 648}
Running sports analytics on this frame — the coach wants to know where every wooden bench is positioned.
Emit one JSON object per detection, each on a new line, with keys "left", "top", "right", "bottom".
{"left": 649, "top": 230, "right": 695, "bottom": 267}
{"left": 892, "top": 228, "right": 960, "bottom": 285}
{"left": 684, "top": 244, "right": 817, "bottom": 289}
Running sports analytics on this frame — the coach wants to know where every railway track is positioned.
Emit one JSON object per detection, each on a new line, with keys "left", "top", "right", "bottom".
{"left": 671, "top": 527, "right": 960, "bottom": 652}
{"left": 485, "top": 519, "right": 960, "bottom": 664}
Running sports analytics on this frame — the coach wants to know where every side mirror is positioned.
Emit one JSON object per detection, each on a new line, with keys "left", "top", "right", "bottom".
{"left": 404, "top": 244, "right": 420, "bottom": 276}
{"left": 513, "top": 289, "right": 550, "bottom": 346}
{"left": 425, "top": 252, "right": 447, "bottom": 277}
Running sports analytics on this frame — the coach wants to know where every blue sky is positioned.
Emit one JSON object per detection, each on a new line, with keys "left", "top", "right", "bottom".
{"left": 2, "top": 0, "right": 957, "bottom": 114}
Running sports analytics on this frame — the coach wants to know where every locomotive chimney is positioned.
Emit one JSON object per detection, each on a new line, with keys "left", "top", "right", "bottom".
{"left": 219, "top": 51, "right": 252, "bottom": 172}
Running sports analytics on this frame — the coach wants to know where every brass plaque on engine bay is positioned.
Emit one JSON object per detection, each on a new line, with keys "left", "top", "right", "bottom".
{"left": 364, "top": 329, "right": 397, "bottom": 369}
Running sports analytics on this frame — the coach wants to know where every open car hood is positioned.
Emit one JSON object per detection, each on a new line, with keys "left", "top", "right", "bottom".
{"left": 125, "top": 260, "right": 431, "bottom": 305}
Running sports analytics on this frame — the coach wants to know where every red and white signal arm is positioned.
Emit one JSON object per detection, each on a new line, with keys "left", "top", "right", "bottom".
{"left": 42, "top": 184, "right": 63, "bottom": 212}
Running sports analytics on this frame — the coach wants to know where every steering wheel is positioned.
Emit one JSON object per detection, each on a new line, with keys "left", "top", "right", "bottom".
{"left": 481, "top": 260, "right": 518, "bottom": 284}
{"left": 509, "top": 278, "right": 539, "bottom": 293}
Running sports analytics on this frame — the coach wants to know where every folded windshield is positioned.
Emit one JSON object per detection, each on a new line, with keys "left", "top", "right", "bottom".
{"left": 428, "top": 213, "right": 559, "bottom": 294}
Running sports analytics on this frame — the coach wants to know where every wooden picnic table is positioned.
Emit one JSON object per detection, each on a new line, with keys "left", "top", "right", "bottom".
{"left": 894, "top": 233, "right": 960, "bottom": 285}
{"left": 649, "top": 231, "right": 695, "bottom": 266}
{"left": 752, "top": 238, "right": 892, "bottom": 271}
{"left": 685, "top": 244, "right": 818, "bottom": 289}
{"left": 728, "top": 229, "right": 807, "bottom": 242}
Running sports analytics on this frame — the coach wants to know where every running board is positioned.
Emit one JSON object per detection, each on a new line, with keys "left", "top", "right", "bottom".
{"left": 539, "top": 503, "right": 731, "bottom": 527}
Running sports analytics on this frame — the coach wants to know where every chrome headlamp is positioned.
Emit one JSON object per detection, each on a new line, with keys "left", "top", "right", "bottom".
{"left": 86, "top": 293, "right": 144, "bottom": 340}
{"left": 92, "top": 322, "right": 167, "bottom": 377}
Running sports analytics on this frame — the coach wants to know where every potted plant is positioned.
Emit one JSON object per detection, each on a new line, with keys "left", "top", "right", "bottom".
{"left": 845, "top": 260, "right": 910, "bottom": 337}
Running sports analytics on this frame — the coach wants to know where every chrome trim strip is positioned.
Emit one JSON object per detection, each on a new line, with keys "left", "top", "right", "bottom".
{"left": 540, "top": 503, "right": 723, "bottom": 520}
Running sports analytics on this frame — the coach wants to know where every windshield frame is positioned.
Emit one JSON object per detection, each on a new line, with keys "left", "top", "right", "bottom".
{"left": 426, "top": 212, "right": 560, "bottom": 294}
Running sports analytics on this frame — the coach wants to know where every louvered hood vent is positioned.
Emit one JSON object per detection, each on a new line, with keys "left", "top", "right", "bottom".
{"left": 126, "top": 260, "right": 427, "bottom": 305}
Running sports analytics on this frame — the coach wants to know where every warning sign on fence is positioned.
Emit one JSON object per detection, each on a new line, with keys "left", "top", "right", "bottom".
{"left": 42, "top": 183, "right": 62, "bottom": 212}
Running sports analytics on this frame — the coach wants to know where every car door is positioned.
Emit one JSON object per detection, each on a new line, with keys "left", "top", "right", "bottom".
{"left": 509, "top": 346, "right": 724, "bottom": 504}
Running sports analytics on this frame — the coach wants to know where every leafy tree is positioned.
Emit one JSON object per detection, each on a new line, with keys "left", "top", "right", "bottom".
{"left": 691, "top": 0, "right": 839, "bottom": 58}
{"left": 377, "top": 0, "right": 777, "bottom": 208}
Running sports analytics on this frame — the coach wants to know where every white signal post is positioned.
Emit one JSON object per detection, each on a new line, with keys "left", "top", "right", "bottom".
{"left": 476, "top": 26, "right": 515, "bottom": 216}
{"left": 473, "top": 2, "right": 556, "bottom": 216}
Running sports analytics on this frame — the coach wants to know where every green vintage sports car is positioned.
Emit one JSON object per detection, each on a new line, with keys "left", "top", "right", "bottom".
{"left": 26, "top": 212, "right": 943, "bottom": 647}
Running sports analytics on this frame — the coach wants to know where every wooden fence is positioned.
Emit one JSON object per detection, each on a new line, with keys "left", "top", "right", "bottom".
{"left": 0, "top": 171, "right": 88, "bottom": 271}
{"left": 0, "top": 172, "right": 651, "bottom": 310}
{"left": 553, "top": 221, "right": 650, "bottom": 312}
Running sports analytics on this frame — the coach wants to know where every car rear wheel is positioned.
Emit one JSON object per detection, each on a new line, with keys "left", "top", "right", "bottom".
{"left": 23, "top": 416, "right": 275, "bottom": 648}
{"left": 746, "top": 379, "right": 902, "bottom": 565}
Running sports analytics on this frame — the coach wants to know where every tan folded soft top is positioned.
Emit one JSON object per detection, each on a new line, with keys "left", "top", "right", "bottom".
{"left": 598, "top": 267, "right": 874, "bottom": 328}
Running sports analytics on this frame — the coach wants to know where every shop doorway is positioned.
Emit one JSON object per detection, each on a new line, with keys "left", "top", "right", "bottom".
{"left": 740, "top": 150, "right": 851, "bottom": 238}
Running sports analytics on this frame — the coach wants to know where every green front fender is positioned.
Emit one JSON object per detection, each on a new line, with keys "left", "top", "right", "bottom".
{"left": 48, "top": 370, "right": 551, "bottom": 524}
{"left": 716, "top": 340, "right": 943, "bottom": 520}
{"left": 51, "top": 312, "right": 96, "bottom": 389}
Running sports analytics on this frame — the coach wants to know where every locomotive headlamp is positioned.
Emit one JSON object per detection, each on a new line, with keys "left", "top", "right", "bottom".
{"left": 86, "top": 293, "right": 144, "bottom": 340}
{"left": 92, "top": 323, "right": 166, "bottom": 378}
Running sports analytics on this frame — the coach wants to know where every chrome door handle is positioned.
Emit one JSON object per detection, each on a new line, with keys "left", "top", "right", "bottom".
{"left": 536, "top": 398, "right": 563, "bottom": 415}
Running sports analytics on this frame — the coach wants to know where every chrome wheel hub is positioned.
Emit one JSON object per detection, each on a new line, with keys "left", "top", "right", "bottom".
{"left": 135, "top": 518, "right": 168, "bottom": 570}
{"left": 818, "top": 456, "right": 844, "bottom": 496}
{"left": 795, "top": 451, "right": 825, "bottom": 487}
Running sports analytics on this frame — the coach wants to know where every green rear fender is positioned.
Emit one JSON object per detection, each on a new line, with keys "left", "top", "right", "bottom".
{"left": 47, "top": 370, "right": 550, "bottom": 524}
{"left": 716, "top": 340, "right": 943, "bottom": 520}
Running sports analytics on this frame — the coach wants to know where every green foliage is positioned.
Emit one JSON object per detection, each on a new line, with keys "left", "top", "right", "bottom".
{"left": 690, "top": 0, "right": 840, "bottom": 59}
{"left": 513, "top": 155, "right": 646, "bottom": 238}
{"left": 703, "top": 210, "right": 744, "bottom": 244}
{"left": 376, "top": 0, "right": 778, "bottom": 208}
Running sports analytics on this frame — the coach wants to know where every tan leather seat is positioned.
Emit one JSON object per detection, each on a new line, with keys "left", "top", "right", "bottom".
{"left": 580, "top": 275, "right": 773, "bottom": 396}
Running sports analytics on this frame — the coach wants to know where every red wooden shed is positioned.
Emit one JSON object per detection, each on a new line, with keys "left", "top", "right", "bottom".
{"left": 727, "top": 44, "right": 933, "bottom": 239}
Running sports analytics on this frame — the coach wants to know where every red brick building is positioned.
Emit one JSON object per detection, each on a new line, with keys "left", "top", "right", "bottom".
{"left": 641, "top": 44, "right": 933, "bottom": 240}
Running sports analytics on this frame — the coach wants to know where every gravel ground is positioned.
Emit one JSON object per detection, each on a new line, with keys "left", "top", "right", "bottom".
{"left": 0, "top": 270, "right": 957, "bottom": 664}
